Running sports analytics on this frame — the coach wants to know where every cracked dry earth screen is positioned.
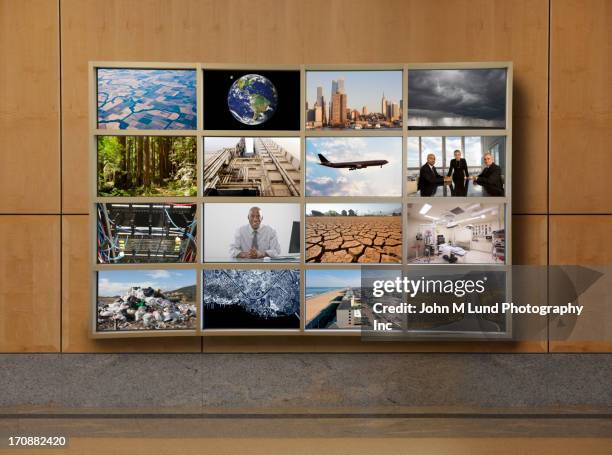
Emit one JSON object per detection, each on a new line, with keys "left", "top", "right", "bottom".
{"left": 306, "top": 204, "right": 402, "bottom": 263}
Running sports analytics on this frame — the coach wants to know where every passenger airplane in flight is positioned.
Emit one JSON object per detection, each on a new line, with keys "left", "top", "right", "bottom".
{"left": 317, "top": 154, "right": 388, "bottom": 171}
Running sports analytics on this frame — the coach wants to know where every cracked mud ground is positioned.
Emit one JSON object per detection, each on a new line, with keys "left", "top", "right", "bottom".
{"left": 306, "top": 216, "right": 402, "bottom": 263}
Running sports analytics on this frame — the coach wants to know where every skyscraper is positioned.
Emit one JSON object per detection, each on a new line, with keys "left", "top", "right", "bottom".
{"left": 317, "top": 86, "right": 324, "bottom": 105}
{"left": 331, "top": 78, "right": 345, "bottom": 95}
{"left": 381, "top": 92, "right": 388, "bottom": 118}
{"left": 391, "top": 103, "right": 400, "bottom": 121}
{"left": 321, "top": 98, "right": 327, "bottom": 126}
{"left": 314, "top": 103, "right": 323, "bottom": 127}
{"left": 330, "top": 92, "right": 342, "bottom": 126}
{"left": 307, "top": 107, "right": 315, "bottom": 123}
{"left": 337, "top": 78, "right": 345, "bottom": 94}
{"left": 330, "top": 93, "right": 348, "bottom": 126}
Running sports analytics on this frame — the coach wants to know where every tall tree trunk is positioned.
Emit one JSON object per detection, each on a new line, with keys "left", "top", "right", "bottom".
{"left": 156, "top": 139, "right": 163, "bottom": 185}
{"left": 153, "top": 138, "right": 158, "bottom": 186}
{"left": 117, "top": 136, "right": 127, "bottom": 188}
{"left": 160, "top": 138, "right": 167, "bottom": 181}
{"left": 97, "top": 139, "right": 104, "bottom": 185}
{"left": 163, "top": 139, "right": 170, "bottom": 178}
{"left": 144, "top": 136, "right": 150, "bottom": 189}
{"left": 125, "top": 137, "right": 131, "bottom": 188}
{"left": 167, "top": 139, "right": 173, "bottom": 176}
{"left": 136, "top": 136, "right": 143, "bottom": 187}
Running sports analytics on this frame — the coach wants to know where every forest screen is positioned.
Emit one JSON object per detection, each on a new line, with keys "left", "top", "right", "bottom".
{"left": 97, "top": 136, "right": 197, "bottom": 197}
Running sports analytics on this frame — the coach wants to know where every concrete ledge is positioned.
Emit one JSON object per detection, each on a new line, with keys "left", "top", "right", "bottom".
{"left": 0, "top": 354, "right": 610, "bottom": 415}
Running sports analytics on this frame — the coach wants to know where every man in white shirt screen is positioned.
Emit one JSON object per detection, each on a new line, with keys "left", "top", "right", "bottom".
{"left": 229, "top": 206, "right": 282, "bottom": 259}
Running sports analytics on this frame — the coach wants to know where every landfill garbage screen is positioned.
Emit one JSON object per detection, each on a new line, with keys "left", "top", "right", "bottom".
{"left": 97, "top": 270, "right": 197, "bottom": 332}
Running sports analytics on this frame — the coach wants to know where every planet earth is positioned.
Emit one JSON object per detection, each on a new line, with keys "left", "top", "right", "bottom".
{"left": 227, "top": 74, "right": 278, "bottom": 125}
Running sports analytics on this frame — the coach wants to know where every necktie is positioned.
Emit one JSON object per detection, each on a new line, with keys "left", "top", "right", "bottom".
{"left": 251, "top": 230, "right": 258, "bottom": 250}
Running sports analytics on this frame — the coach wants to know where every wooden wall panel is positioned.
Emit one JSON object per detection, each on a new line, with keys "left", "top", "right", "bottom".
{"left": 61, "top": 215, "right": 201, "bottom": 352}
{"left": 55, "top": 0, "right": 550, "bottom": 352}
{"left": 60, "top": 0, "right": 548, "bottom": 214}
{"left": 0, "top": 216, "right": 60, "bottom": 352}
{"left": 549, "top": 215, "right": 611, "bottom": 266}
{"left": 512, "top": 215, "right": 548, "bottom": 265}
{"left": 549, "top": 215, "right": 612, "bottom": 352}
{"left": 1, "top": 0, "right": 601, "bottom": 352}
{"left": 550, "top": 0, "right": 612, "bottom": 213}
{"left": 0, "top": 0, "right": 60, "bottom": 213}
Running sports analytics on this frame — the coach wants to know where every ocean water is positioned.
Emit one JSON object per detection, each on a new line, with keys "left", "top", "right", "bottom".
{"left": 305, "top": 287, "right": 341, "bottom": 298}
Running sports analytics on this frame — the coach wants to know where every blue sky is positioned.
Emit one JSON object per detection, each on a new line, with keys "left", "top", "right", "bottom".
{"left": 306, "top": 137, "right": 402, "bottom": 196}
{"left": 306, "top": 269, "right": 402, "bottom": 288}
{"left": 306, "top": 71, "right": 402, "bottom": 114}
{"left": 306, "top": 203, "right": 401, "bottom": 216}
{"left": 204, "top": 137, "right": 300, "bottom": 162}
{"left": 98, "top": 270, "right": 196, "bottom": 296}
{"left": 306, "top": 269, "right": 361, "bottom": 288}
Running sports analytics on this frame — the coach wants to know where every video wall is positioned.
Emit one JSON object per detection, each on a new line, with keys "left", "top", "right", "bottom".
{"left": 91, "top": 63, "right": 512, "bottom": 337}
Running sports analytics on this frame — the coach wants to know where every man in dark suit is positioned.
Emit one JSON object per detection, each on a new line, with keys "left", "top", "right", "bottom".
{"left": 447, "top": 149, "right": 469, "bottom": 181}
{"left": 417, "top": 153, "right": 446, "bottom": 196}
{"left": 471, "top": 152, "right": 504, "bottom": 196}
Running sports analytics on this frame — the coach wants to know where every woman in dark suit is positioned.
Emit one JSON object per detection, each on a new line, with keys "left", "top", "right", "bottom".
{"left": 447, "top": 149, "right": 469, "bottom": 181}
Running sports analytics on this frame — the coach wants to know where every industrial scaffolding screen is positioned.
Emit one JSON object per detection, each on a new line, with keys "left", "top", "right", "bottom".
{"left": 203, "top": 137, "right": 301, "bottom": 196}
{"left": 97, "top": 203, "right": 197, "bottom": 263}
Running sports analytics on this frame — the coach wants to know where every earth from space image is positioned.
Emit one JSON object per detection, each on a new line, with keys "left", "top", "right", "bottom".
{"left": 227, "top": 74, "right": 278, "bottom": 125}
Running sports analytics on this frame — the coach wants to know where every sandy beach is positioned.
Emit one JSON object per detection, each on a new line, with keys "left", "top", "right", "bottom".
{"left": 306, "top": 288, "right": 346, "bottom": 323}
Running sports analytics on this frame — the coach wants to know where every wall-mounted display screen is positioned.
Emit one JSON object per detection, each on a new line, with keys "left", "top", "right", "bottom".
{"left": 407, "top": 136, "right": 506, "bottom": 197}
{"left": 203, "top": 70, "right": 300, "bottom": 130}
{"left": 203, "top": 203, "right": 300, "bottom": 263}
{"left": 306, "top": 70, "right": 402, "bottom": 130}
{"left": 202, "top": 269, "right": 300, "bottom": 329}
{"left": 305, "top": 137, "right": 402, "bottom": 197}
{"left": 306, "top": 203, "right": 402, "bottom": 263}
{"left": 96, "top": 68, "right": 197, "bottom": 130}
{"left": 406, "top": 202, "right": 506, "bottom": 264}
{"left": 97, "top": 136, "right": 197, "bottom": 197}
{"left": 89, "top": 62, "right": 512, "bottom": 339}
{"left": 204, "top": 137, "right": 301, "bottom": 196}
{"left": 97, "top": 269, "right": 197, "bottom": 332}
{"left": 305, "top": 269, "right": 363, "bottom": 330}
{"left": 97, "top": 203, "right": 197, "bottom": 264}
{"left": 407, "top": 68, "right": 507, "bottom": 129}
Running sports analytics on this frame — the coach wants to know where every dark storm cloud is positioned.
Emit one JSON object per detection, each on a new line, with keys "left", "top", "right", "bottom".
{"left": 408, "top": 69, "right": 507, "bottom": 128}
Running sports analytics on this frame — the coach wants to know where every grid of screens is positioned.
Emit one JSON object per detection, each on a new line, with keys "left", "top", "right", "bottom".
{"left": 92, "top": 64, "right": 511, "bottom": 337}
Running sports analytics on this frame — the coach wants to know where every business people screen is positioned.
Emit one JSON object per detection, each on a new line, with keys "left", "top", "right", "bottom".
{"left": 407, "top": 136, "right": 506, "bottom": 197}
{"left": 203, "top": 203, "right": 301, "bottom": 263}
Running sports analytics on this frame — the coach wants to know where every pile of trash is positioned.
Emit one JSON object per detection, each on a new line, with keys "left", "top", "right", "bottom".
{"left": 98, "top": 286, "right": 196, "bottom": 331}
